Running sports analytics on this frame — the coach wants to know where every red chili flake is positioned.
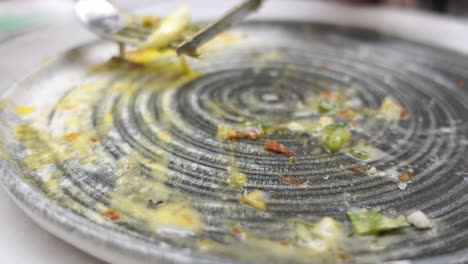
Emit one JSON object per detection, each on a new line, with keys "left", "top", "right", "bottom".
{"left": 264, "top": 140, "right": 295, "bottom": 156}
{"left": 281, "top": 175, "right": 307, "bottom": 186}
{"left": 148, "top": 199, "right": 164, "bottom": 207}
{"left": 399, "top": 171, "right": 413, "bottom": 182}
{"left": 279, "top": 240, "right": 290, "bottom": 246}
{"left": 242, "top": 127, "right": 265, "bottom": 140}
{"left": 457, "top": 80, "right": 465, "bottom": 89}
{"left": 227, "top": 132, "right": 241, "bottom": 141}
{"left": 346, "top": 166, "right": 366, "bottom": 173}
{"left": 89, "top": 136, "right": 100, "bottom": 143}
{"left": 181, "top": 214, "right": 194, "bottom": 224}
{"left": 103, "top": 209, "right": 121, "bottom": 221}
{"left": 400, "top": 107, "right": 409, "bottom": 119}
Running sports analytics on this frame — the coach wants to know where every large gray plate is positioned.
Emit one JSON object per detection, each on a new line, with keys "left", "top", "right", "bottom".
{"left": 0, "top": 2, "right": 468, "bottom": 264}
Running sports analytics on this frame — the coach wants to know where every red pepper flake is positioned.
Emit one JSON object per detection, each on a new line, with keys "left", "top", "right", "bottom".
{"left": 62, "top": 132, "right": 81, "bottom": 142}
{"left": 148, "top": 199, "right": 164, "bottom": 207}
{"left": 279, "top": 240, "right": 290, "bottom": 246}
{"left": 398, "top": 171, "right": 413, "bottom": 182}
{"left": 103, "top": 209, "right": 121, "bottom": 221}
{"left": 89, "top": 136, "right": 100, "bottom": 143}
{"left": 264, "top": 140, "right": 295, "bottom": 156}
{"left": 457, "top": 80, "right": 465, "bottom": 89}
{"left": 227, "top": 133, "right": 241, "bottom": 141}
{"left": 400, "top": 107, "right": 409, "bottom": 119}
{"left": 281, "top": 175, "right": 308, "bottom": 186}
{"left": 345, "top": 166, "right": 366, "bottom": 173}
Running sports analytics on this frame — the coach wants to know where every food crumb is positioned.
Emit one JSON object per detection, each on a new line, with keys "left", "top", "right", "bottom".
{"left": 367, "top": 167, "right": 378, "bottom": 176}
{"left": 216, "top": 124, "right": 240, "bottom": 141}
{"left": 398, "top": 182, "right": 407, "bottom": 190}
{"left": 407, "top": 211, "right": 432, "bottom": 229}
{"left": 228, "top": 167, "right": 248, "bottom": 189}
{"left": 240, "top": 189, "right": 267, "bottom": 210}
{"left": 281, "top": 175, "right": 308, "bottom": 186}
{"left": 148, "top": 199, "right": 164, "bottom": 207}
{"left": 264, "top": 140, "right": 294, "bottom": 156}
{"left": 242, "top": 126, "right": 265, "bottom": 140}
{"left": 399, "top": 171, "right": 413, "bottom": 182}
{"left": 216, "top": 124, "right": 266, "bottom": 141}
{"left": 231, "top": 226, "right": 247, "bottom": 240}
{"left": 387, "top": 169, "right": 400, "bottom": 181}
{"left": 103, "top": 209, "right": 121, "bottom": 221}
{"left": 142, "top": 15, "right": 159, "bottom": 27}
{"left": 378, "top": 97, "right": 407, "bottom": 120}
{"left": 62, "top": 132, "right": 81, "bottom": 142}
{"left": 15, "top": 105, "right": 36, "bottom": 115}
{"left": 346, "top": 166, "right": 366, "bottom": 173}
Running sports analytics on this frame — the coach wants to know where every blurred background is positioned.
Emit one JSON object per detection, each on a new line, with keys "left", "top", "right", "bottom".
{"left": 342, "top": 0, "right": 468, "bottom": 15}
{"left": 1, "top": 0, "right": 468, "bottom": 45}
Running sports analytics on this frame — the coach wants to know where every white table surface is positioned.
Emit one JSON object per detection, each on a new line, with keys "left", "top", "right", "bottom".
{"left": 0, "top": 190, "right": 103, "bottom": 264}
{"left": 0, "top": 1, "right": 467, "bottom": 263}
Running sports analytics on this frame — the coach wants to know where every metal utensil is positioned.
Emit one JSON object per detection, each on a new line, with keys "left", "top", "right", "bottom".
{"left": 75, "top": 0, "right": 262, "bottom": 55}
{"left": 176, "top": 0, "right": 262, "bottom": 56}
{"left": 74, "top": 0, "right": 151, "bottom": 45}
